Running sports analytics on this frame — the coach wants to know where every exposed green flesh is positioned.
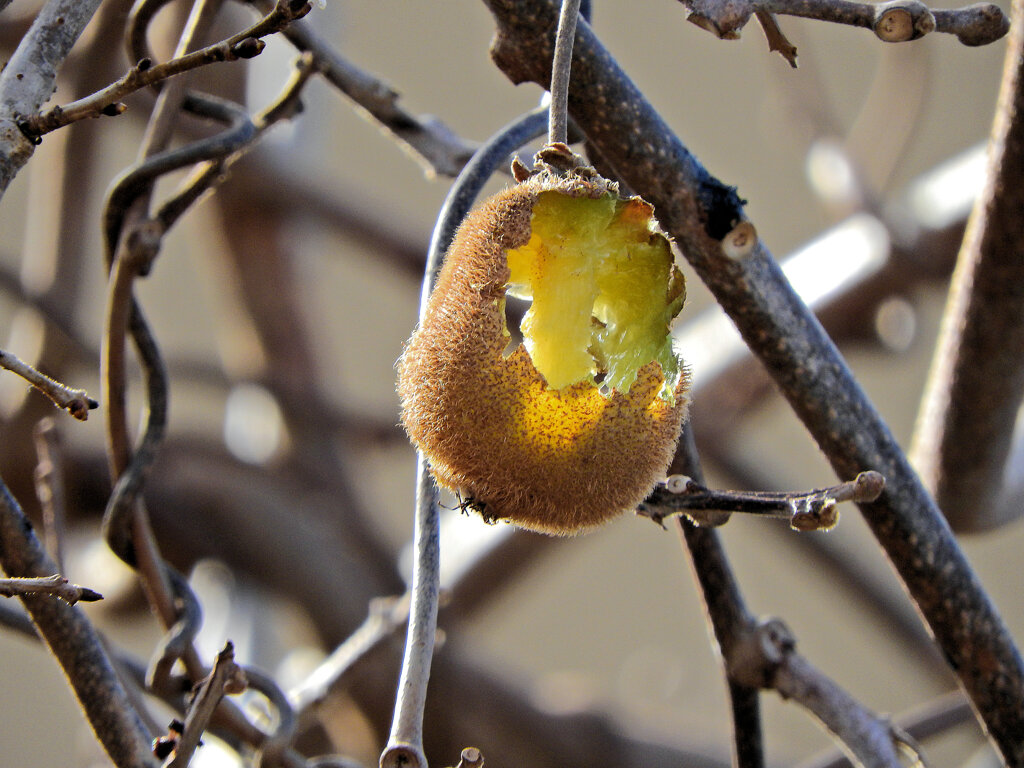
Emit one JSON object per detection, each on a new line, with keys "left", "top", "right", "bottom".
{"left": 505, "top": 191, "right": 684, "bottom": 400}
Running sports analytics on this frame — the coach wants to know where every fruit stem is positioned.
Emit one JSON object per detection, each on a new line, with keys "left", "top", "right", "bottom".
{"left": 548, "top": 0, "right": 582, "bottom": 147}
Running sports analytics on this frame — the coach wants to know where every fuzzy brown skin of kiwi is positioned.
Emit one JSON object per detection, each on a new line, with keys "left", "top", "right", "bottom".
{"left": 398, "top": 173, "right": 689, "bottom": 535}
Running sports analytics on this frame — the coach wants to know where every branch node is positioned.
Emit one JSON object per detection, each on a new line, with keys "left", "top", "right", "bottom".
{"left": 284, "top": 0, "right": 313, "bottom": 20}
{"left": 665, "top": 474, "right": 694, "bottom": 494}
{"left": 16, "top": 117, "right": 42, "bottom": 146}
{"left": 851, "top": 469, "right": 886, "bottom": 501}
{"left": 380, "top": 743, "right": 426, "bottom": 768}
{"left": 874, "top": 0, "right": 935, "bottom": 41}
{"left": 789, "top": 496, "right": 839, "bottom": 531}
{"left": 456, "top": 747, "right": 484, "bottom": 768}
{"left": 123, "top": 218, "right": 165, "bottom": 277}
{"left": 684, "top": 0, "right": 752, "bottom": 40}
{"left": 731, "top": 617, "right": 795, "bottom": 689}
{"left": 231, "top": 37, "right": 266, "bottom": 59}
{"left": 721, "top": 220, "right": 758, "bottom": 259}
{"left": 100, "top": 102, "right": 127, "bottom": 117}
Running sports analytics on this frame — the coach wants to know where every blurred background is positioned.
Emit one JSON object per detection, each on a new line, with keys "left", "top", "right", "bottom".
{"left": 0, "top": 0, "right": 1020, "bottom": 766}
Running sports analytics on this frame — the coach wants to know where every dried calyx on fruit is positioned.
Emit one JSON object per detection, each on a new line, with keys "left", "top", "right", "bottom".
{"left": 398, "top": 151, "right": 689, "bottom": 535}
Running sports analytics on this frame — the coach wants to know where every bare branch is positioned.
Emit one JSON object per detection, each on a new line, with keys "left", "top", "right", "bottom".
{"left": 381, "top": 463, "right": 441, "bottom": 768}
{"left": 668, "top": 426, "right": 764, "bottom": 768}
{"left": 156, "top": 52, "right": 316, "bottom": 233}
{"left": 735, "top": 619, "right": 923, "bottom": 768}
{"left": 167, "top": 643, "right": 248, "bottom": 768}
{"left": 798, "top": 690, "right": 974, "bottom": 768}
{"left": 484, "top": 1, "right": 1024, "bottom": 761}
{"left": 0, "top": 346, "right": 97, "bottom": 420}
{"left": 258, "top": 0, "right": 476, "bottom": 177}
{"left": 754, "top": 10, "right": 798, "bottom": 67}
{"left": 0, "top": 0, "right": 103, "bottom": 197}
{"left": 18, "top": 0, "right": 312, "bottom": 139}
{"left": 289, "top": 596, "right": 409, "bottom": 716}
{"left": 0, "top": 479, "right": 156, "bottom": 767}
{"left": 912, "top": 0, "right": 1024, "bottom": 532}
{"left": 679, "top": 0, "right": 1007, "bottom": 54}
{"left": 670, "top": 430, "right": 920, "bottom": 768}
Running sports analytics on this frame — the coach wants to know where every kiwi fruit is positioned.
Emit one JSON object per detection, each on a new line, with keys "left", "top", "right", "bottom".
{"left": 398, "top": 170, "right": 689, "bottom": 535}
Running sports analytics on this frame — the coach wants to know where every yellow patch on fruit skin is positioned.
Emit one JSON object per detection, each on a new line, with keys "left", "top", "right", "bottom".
{"left": 398, "top": 172, "right": 689, "bottom": 535}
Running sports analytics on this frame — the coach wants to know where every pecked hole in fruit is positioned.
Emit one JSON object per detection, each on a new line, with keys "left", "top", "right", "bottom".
{"left": 501, "top": 294, "right": 531, "bottom": 357}
{"left": 504, "top": 190, "right": 685, "bottom": 401}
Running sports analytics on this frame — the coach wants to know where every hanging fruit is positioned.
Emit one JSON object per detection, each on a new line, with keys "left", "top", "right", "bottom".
{"left": 398, "top": 160, "right": 689, "bottom": 535}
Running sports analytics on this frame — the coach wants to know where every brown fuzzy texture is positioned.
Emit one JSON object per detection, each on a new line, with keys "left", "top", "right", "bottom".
{"left": 398, "top": 174, "right": 689, "bottom": 535}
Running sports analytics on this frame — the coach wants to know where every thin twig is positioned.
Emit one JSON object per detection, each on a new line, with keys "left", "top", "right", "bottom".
{"left": 912, "top": 0, "right": 1024, "bottom": 532}
{"left": 155, "top": 52, "right": 317, "bottom": 233}
{"left": 548, "top": 0, "right": 582, "bottom": 146}
{"left": 241, "top": 665, "right": 299, "bottom": 766}
{"left": 669, "top": 424, "right": 764, "bottom": 768}
{"left": 380, "top": 461, "right": 440, "bottom": 768}
{"left": 0, "top": 346, "right": 97, "bottom": 420}
{"left": 17, "top": 0, "right": 312, "bottom": 139}
{"left": 167, "top": 642, "right": 248, "bottom": 768}
{"left": 485, "top": 1, "right": 1024, "bottom": 761}
{"left": 641, "top": 470, "right": 885, "bottom": 531}
{"left": 289, "top": 596, "right": 409, "bottom": 715}
{"left": 797, "top": 690, "right": 973, "bottom": 768}
{"left": 34, "top": 421, "right": 69, "bottom": 579}
{"left": 145, "top": 568, "right": 203, "bottom": 696}
{"left": 738, "top": 620, "right": 922, "bottom": 768}
{"left": 254, "top": 0, "right": 476, "bottom": 177}
{"left": 0, "top": 574, "right": 102, "bottom": 604}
